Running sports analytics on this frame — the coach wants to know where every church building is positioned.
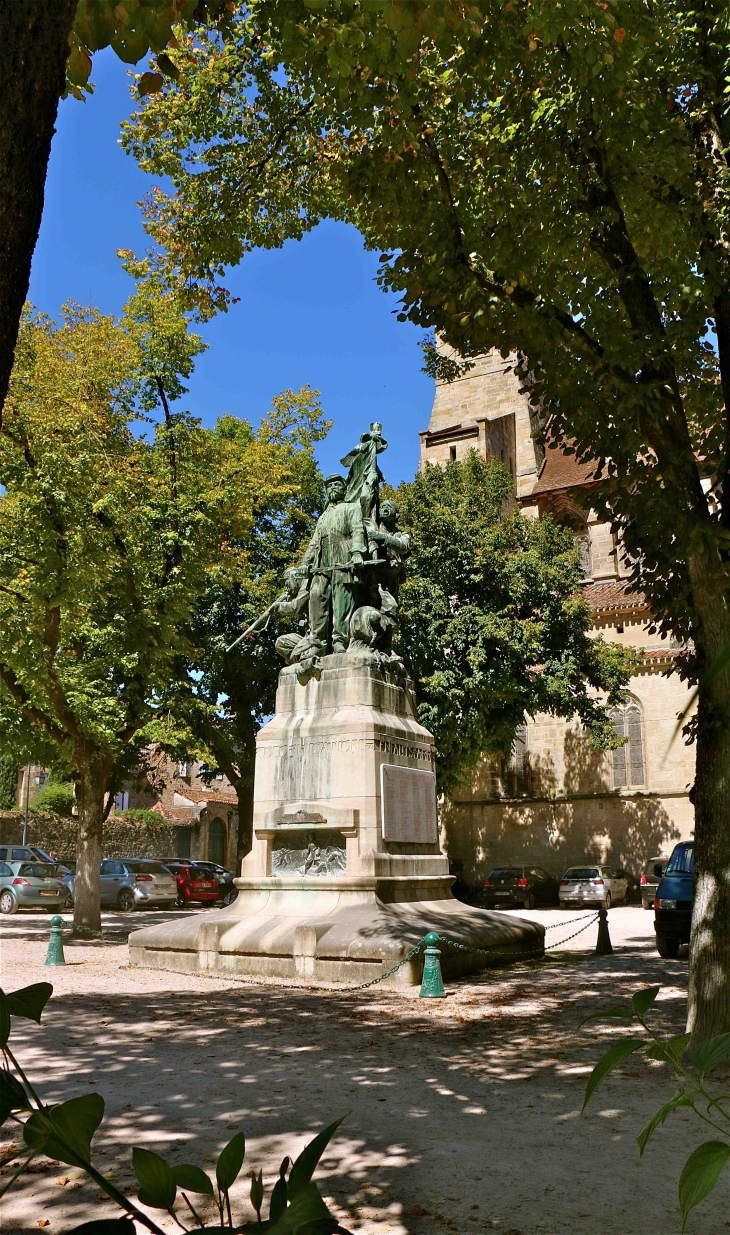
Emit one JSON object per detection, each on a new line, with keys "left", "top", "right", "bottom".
{"left": 419, "top": 352, "right": 695, "bottom": 888}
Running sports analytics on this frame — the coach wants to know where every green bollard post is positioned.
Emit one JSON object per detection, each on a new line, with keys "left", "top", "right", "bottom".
{"left": 419, "top": 932, "right": 446, "bottom": 998}
{"left": 45, "top": 915, "right": 66, "bottom": 966}
{"left": 595, "top": 907, "right": 613, "bottom": 956}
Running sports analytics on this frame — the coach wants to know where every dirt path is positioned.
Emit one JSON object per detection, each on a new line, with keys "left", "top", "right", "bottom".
{"left": 1, "top": 908, "right": 726, "bottom": 1235}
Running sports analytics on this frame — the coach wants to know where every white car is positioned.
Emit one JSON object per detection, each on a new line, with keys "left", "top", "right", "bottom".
{"left": 559, "top": 865, "right": 629, "bottom": 910}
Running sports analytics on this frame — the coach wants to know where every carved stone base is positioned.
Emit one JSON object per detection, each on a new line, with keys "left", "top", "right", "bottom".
{"left": 129, "top": 655, "right": 543, "bottom": 983}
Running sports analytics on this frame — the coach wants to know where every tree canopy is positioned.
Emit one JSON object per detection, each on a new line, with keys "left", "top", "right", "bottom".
{"left": 394, "top": 453, "right": 632, "bottom": 797}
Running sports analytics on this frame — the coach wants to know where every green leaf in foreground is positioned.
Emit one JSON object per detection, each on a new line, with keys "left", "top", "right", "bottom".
{"left": 0, "top": 992, "right": 10, "bottom": 1049}
{"left": 631, "top": 986, "right": 660, "bottom": 1018}
{"left": 678, "top": 1140, "right": 730, "bottom": 1233}
{"left": 64, "top": 1220, "right": 137, "bottom": 1235}
{"left": 216, "top": 1129, "right": 246, "bottom": 1193}
{"left": 582, "top": 1040, "right": 646, "bottom": 1112}
{"left": 637, "top": 1092, "right": 695, "bottom": 1157}
{"left": 23, "top": 1093, "right": 104, "bottom": 1166}
{"left": 692, "top": 1033, "right": 730, "bottom": 1075}
{"left": 171, "top": 1163, "right": 214, "bottom": 1196}
{"left": 132, "top": 1146, "right": 176, "bottom": 1210}
{"left": 5, "top": 983, "right": 53, "bottom": 1023}
{"left": 0, "top": 1069, "right": 30, "bottom": 1124}
{"left": 267, "top": 1181, "right": 332, "bottom": 1234}
{"left": 288, "top": 1115, "right": 348, "bottom": 1201}
{"left": 645, "top": 1033, "right": 692, "bottom": 1066}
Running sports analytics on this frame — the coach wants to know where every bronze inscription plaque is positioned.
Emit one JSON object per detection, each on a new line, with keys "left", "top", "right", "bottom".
{"left": 380, "top": 764, "right": 438, "bottom": 843}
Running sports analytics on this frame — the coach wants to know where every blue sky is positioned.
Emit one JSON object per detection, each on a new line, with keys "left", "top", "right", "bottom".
{"left": 29, "top": 49, "right": 434, "bottom": 485}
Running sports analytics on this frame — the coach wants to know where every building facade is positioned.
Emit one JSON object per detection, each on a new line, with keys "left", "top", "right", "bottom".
{"left": 119, "top": 751, "right": 239, "bottom": 867}
{"left": 420, "top": 351, "right": 695, "bottom": 887}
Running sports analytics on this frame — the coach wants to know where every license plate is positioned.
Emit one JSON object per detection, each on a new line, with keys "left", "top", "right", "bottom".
{"left": 40, "top": 889, "right": 57, "bottom": 896}
{"left": 495, "top": 891, "right": 510, "bottom": 897}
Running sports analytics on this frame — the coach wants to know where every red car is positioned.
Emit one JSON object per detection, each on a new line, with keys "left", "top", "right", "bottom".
{"left": 159, "top": 860, "right": 219, "bottom": 906}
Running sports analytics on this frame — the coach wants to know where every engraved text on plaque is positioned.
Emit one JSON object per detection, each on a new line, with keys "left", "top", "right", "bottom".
{"left": 380, "top": 764, "right": 438, "bottom": 843}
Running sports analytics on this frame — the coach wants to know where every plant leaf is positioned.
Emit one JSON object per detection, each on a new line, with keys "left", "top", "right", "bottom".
{"left": 216, "top": 1130, "right": 246, "bottom": 1193}
{"left": 23, "top": 1094, "right": 104, "bottom": 1166}
{"left": 267, "top": 1181, "right": 332, "bottom": 1234}
{"left": 64, "top": 1221, "right": 137, "bottom": 1235}
{"left": 270, "top": 1173, "right": 288, "bottom": 1224}
{"left": 5, "top": 983, "right": 52, "bottom": 1023}
{"left": 579, "top": 1006, "right": 634, "bottom": 1026}
{"left": 637, "top": 1091, "right": 695, "bottom": 1157}
{"left": 678, "top": 1141, "right": 730, "bottom": 1233}
{"left": 171, "top": 1163, "right": 214, "bottom": 1197}
{"left": 646, "top": 1033, "right": 692, "bottom": 1065}
{"left": 632, "top": 986, "right": 660, "bottom": 1018}
{"left": 0, "top": 992, "right": 10, "bottom": 1048}
{"left": 693, "top": 1033, "right": 730, "bottom": 1075}
{"left": 288, "top": 1116, "right": 348, "bottom": 1200}
{"left": 582, "top": 1040, "right": 646, "bottom": 1111}
{"left": 132, "top": 1147, "right": 176, "bottom": 1210}
{"left": 0, "top": 1068, "right": 30, "bottom": 1124}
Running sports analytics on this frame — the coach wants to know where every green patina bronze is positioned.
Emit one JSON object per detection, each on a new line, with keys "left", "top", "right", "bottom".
{"left": 229, "top": 423, "right": 410, "bottom": 676}
{"left": 44, "top": 915, "right": 66, "bottom": 966}
{"left": 419, "top": 932, "right": 446, "bottom": 998}
{"left": 595, "top": 907, "right": 613, "bottom": 956}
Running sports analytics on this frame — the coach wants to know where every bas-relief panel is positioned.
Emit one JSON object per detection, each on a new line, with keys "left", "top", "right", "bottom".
{"left": 271, "top": 831, "right": 346, "bottom": 876}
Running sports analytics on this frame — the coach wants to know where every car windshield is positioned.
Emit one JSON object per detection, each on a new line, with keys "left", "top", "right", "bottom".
{"left": 18, "top": 863, "right": 56, "bottom": 878}
{"left": 124, "top": 861, "right": 167, "bottom": 875}
{"left": 564, "top": 868, "right": 600, "bottom": 880}
{"left": 665, "top": 844, "right": 694, "bottom": 875}
{"left": 488, "top": 869, "right": 521, "bottom": 883}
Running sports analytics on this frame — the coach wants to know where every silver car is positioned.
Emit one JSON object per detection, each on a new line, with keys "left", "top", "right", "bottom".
{"left": 0, "top": 860, "right": 67, "bottom": 914}
{"left": 559, "top": 865, "right": 629, "bottom": 910}
{"left": 64, "top": 858, "right": 177, "bottom": 911}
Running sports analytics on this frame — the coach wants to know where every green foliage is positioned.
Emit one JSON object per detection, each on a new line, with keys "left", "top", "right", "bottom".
{"left": 582, "top": 985, "right": 730, "bottom": 1231}
{"left": 394, "top": 454, "right": 633, "bottom": 794}
{"left": 30, "top": 782, "right": 75, "bottom": 818}
{"left": 121, "top": 0, "right": 730, "bottom": 674}
{"left": 0, "top": 982, "right": 350, "bottom": 1233}
{"left": 0, "top": 755, "right": 17, "bottom": 810}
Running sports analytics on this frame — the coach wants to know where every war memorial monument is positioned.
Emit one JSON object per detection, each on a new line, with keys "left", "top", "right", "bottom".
{"left": 130, "top": 425, "right": 543, "bottom": 984}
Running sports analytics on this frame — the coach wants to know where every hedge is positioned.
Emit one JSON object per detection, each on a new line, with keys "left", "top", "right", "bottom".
{"left": 0, "top": 809, "right": 177, "bottom": 859}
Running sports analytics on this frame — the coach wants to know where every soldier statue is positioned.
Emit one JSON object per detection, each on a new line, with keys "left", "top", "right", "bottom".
{"left": 229, "top": 424, "right": 407, "bottom": 670}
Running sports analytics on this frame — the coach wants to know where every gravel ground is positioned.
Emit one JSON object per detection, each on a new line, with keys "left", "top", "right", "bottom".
{"left": 1, "top": 905, "right": 727, "bottom": 1235}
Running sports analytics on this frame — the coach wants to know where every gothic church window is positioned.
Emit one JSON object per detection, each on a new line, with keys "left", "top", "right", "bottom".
{"left": 609, "top": 700, "right": 645, "bottom": 789}
{"left": 504, "top": 724, "right": 529, "bottom": 796}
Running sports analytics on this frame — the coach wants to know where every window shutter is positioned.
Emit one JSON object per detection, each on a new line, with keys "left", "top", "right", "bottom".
{"left": 610, "top": 710, "right": 628, "bottom": 789}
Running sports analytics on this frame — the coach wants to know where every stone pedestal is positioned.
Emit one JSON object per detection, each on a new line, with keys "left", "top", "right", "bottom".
{"left": 129, "top": 655, "right": 543, "bottom": 984}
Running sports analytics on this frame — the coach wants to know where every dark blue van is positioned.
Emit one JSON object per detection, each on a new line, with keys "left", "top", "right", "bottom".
{"left": 654, "top": 841, "right": 694, "bottom": 958}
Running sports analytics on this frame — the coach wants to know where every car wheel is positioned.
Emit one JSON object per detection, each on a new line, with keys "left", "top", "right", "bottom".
{"left": 117, "top": 888, "right": 135, "bottom": 912}
{"left": 525, "top": 891, "right": 536, "bottom": 910}
{"left": 603, "top": 891, "right": 612, "bottom": 910}
{"left": 656, "top": 934, "right": 681, "bottom": 959}
{"left": 64, "top": 891, "right": 74, "bottom": 909}
{"left": 221, "top": 887, "right": 238, "bottom": 907}
{"left": 0, "top": 890, "right": 18, "bottom": 915}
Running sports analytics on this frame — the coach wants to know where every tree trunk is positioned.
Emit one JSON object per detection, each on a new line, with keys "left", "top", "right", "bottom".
{"left": 235, "top": 774, "right": 254, "bottom": 873}
{"left": 687, "top": 621, "right": 730, "bottom": 1042}
{"left": 73, "top": 759, "right": 109, "bottom": 932}
{"left": 0, "top": 1, "right": 77, "bottom": 423}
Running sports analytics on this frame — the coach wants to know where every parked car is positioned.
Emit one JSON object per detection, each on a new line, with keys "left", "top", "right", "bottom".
{"left": 641, "top": 855, "right": 668, "bottom": 910}
{"left": 193, "top": 861, "right": 236, "bottom": 899}
{"left": 0, "top": 860, "right": 67, "bottom": 914}
{"left": 559, "top": 865, "right": 629, "bottom": 909}
{"left": 654, "top": 841, "right": 694, "bottom": 958}
{"left": 160, "top": 861, "right": 220, "bottom": 906}
{"left": 483, "top": 866, "right": 559, "bottom": 910}
{"left": 63, "top": 859, "right": 177, "bottom": 911}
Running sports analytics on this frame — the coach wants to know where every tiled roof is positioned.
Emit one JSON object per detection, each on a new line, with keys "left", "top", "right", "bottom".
{"left": 174, "top": 787, "right": 237, "bottom": 805}
{"left": 532, "top": 441, "right": 597, "bottom": 494}
{"left": 151, "top": 803, "right": 199, "bottom": 825}
{"left": 641, "top": 647, "right": 681, "bottom": 664}
{"left": 583, "top": 580, "right": 647, "bottom": 612}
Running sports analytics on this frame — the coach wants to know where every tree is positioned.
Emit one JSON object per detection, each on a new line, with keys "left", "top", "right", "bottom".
{"left": 0, "top": 0, "right": 232, "bottom": 431}
{"left": 393, "top": 453, "right": 631, "bottom": 797}
{"left": 123, "top": 0, "right": 730, "bottom": 1041}
{"left": 0, "top": 294, "right": 299, "bottom": 930}
{"left": 0, "top": 754, "right": 18, "bottom": 811}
